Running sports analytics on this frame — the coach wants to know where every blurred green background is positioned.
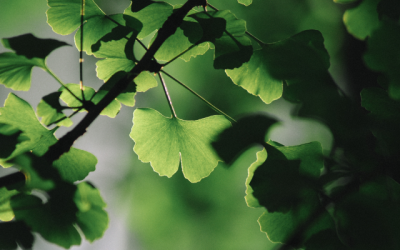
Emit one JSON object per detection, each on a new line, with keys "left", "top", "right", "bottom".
{"left": 0, "top": 0, "right": 348, "bottom": 249}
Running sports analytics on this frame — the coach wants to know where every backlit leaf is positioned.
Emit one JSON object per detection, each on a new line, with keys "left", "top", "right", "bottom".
{"left": 0, "top": 94, "right": 96, "bottom": 182}
{"left": 238, "top": 0, "right": 252, "bottom": 6}
{"left": 364, "top": 22, "right": 400, "bottom": 99}
{"left": 343, "top": 0, "right": 381, "bottom": 40}
{"left": 0, "top": 187, "right": 18, "bottom": 221}
{"left": 130, "top": 108, "right": 231, "bottom": 182}
{"left": 37, "top": 92, "right": 73, "bottom": 127}
{"left": 124, "top": 2, "right": 173, "bottom": 39}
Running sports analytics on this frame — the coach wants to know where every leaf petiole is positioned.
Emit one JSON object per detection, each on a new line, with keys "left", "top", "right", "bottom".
{"left": 158, "top": 72, "right": 177, "bottom": 118}
{"left": 161, "top": 70, "right": 236, "bottom": 123}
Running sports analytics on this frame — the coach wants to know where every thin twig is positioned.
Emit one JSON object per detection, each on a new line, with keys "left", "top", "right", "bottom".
{"left": 162, "top": 44, "right": 197, "bottom": 67}
{"left": 161, "top": 70, "right": 236, "bottom": 123}
{"left": 80, "top": 0, "right": 86, "bottom": 101}
{"left": 158, "top": 72, "right": 177, "bottom": 117}
{"left": 44, "top": 66, "right": 83, "bottom": 104}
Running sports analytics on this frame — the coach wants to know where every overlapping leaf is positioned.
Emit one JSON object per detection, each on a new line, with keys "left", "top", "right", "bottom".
{"left": 226, "top": 30, "right": 329, "bottom": 104}
{"left": 10, "top": 181, "right": 108, "bottom": 248}
{"left": 47, "top": 0, "right": 134, "bottom": 55}
{"left": 130, "top": 108, "right": 231, "bottom": 182}
{"left": 238, "top": 0, "right": 252, "bottom": 6}
{"left": 0, "top": 93, "right": 96, "bottom": 182}
{"left": 246, "top": 142, "right": 340, "bottom": 248}
{"left": 343, "top": 0, "right": 381, "bottom": 40}
{"left": 0, "top": 187, "right": 19, "bottom": 221}
{"left": 0, "top": 34, "right": 69, "bottom": 91}
{"left": 0, "top": 221, "right": 34, "bottom": 250}
{"left": 37, "top": 92, "right": 73, "bottom": 127}
{"left": 364, "top": 23, "right": 400, "bottom": 99}
{"left": 124, "top": 1, "right": 173, "bottom": 39}
{"left": 188, "top": 10, "right": 253, "bottom": 69}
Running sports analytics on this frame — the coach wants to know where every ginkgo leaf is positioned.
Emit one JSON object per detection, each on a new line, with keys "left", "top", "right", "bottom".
{"left": 130, "top": 108, "right": 231, "bottom": 182}
{"left": 238, "top": 0, "right": 252, "bottom": 6}
{"left": 245, "top": 148, "right": 266, "bottom": 208}
{"left": 0, "top": 34, "right": 68, "bottom": 91}
{"left": 47, "top": 0, "right": 141, "bottom": 55}
{"left": 59, "top": 83, "right": 121, "bottom": 117}
{"left": 343, "top": 0, "right": 381, "bottom": 40}
{"left": 0, "top": 221, "right": 34, "bottom": 250}
{"left": 131, "top": 0, "right": 157, "bottom": 12}
{"left": 0, "top": 187, "right": 19, "bottom": 221}
{"left": 248, "top": 142, "right": 323, "bottom": 213}
{"left": 226, "top": 30, "right": 329, "bottom": 104}
{"left": 364, "top": 23, "right": 400, "bottom": 99}
{"left": 124, "top": 2, "right": 173, "bottom": 39}
{"left": 74, "top": 182, "right": 108, "bottom": 241}
{"left": 37, "top": 92, "right": 73, "bottom": 127}
{"left": 190, "top": 10, "right": 253, "bottom": 69}
{"left": 0, "top": 124, "right": 25, "bottom": 159}
{"left": 0, "top": 93, "right": 96, "bottom": 182}
{"left": 0, "top": 53, "right": 44, "bottom": 91}
{"left": 2, "top": 33, "right": 69, "bottom": 59}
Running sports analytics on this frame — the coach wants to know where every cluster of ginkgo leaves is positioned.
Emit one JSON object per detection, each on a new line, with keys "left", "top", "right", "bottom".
{"left": 0, "top": 0, "right": 400, "bottom": 249}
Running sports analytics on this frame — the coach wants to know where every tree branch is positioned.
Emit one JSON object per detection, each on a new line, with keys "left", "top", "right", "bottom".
{"left": 43, "top": 0, "right": 207, "bottom": 163}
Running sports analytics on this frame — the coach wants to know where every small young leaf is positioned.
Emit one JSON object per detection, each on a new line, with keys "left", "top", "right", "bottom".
{"left": 238, "top": 0, "right": 252, "bottom": 6}
{"left": 37, "top": 92, "right": 73, "bottom": 127}
{"left": 130, "top": 108, "right": 231, "bottom": 182}
{"left": 343, "top": 0, "right": 381, "bottom": 40}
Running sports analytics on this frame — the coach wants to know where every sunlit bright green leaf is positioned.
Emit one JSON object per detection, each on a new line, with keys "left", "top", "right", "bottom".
{"left": 37, "top": 92, "right": 73, "bottom": 127}
{"left": 124, "top": 2, "right": 173, "bottom": 39}
{"left": 0, "top": 187, "right": 18, "bottom": 221}
{"left": 0, "top": 94, "right": 96, "bottom": 182}
{"left": 364, "top": 23, "right": 400, "bottom": 99}
{"left": 343, "top": 0, "right": 381, "bottom": 40}
{"left": 245, "top": 148, "right": 266, "bottom": 208}
{"left": 0, "top": 53, "right": 44, "bottom": 91}
{"left": 74, "top": 182, "right": 108, "bottom": 241}
{"left": 130, "top": 108, "right": 231, "bottom": 182}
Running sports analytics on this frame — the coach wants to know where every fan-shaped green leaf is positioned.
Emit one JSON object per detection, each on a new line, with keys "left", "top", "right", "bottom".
{"left": 0, "top": 53, "right": 44, "bottom": 91}
{"left": 0, "top": 187, "right": 18, "bottom": 221}
{"left": 364, "top": 23, "right": 400, "bottom": 99}
{"left": 37, "top": 92, "right": 73, "bottom": 127}
{"left": 343, "top": 0, "right": 381, "bottom": 40}
{"left": 0, "top": 94, "right": 96, "bottom": 182}
{"left": 2, "top": 33, "right": 69, "bottom": 59}
{"left": 74, "top": 182, "right": 108, "bottom": 241}
{"left": 0, "top": 34, "right": 68, "bottom": 91}
{"left": 190, "top": 10, "right": 253, "bottom": 69}
{"left": 226, "top": 30, "right": 329, "bottom": 104}
{"left": 130, "top": 108, "right": 231, "bottom": 182}
{"left": 124, "top": 2, "right": 173, "bottom": 39}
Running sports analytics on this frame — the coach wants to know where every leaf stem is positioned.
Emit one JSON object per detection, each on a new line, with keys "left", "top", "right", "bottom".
{"left": 80, "top": 0, "right": 86, "bottom": 101}
{"left": 162, "top": 44, "right": 197, "bottom": 67}
{"left": 158, "top": 72, "right": 177, "bottom": 118}
{"left": 44, "top": 66, "right": 83, "bottom": 104}
{"left": 206, "top": 3, "right": 266, "bottom": 46}
{"left": 161, "top": 70, "right": 236, "bottom": 123}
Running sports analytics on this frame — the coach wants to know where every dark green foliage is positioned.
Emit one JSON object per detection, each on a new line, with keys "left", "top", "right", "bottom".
{"left": 1, "top": 0, "right": 400, "bottom": 249}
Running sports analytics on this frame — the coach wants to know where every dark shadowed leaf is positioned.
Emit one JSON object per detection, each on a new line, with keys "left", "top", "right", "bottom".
{"left": 212, "top": 114, "right": 278, "bottom": 164}
{"left": 0, "top": 221, "right": 34, "bottom": 250}
{"left": 1, "top": 33, "right": 69, "bottom": 59}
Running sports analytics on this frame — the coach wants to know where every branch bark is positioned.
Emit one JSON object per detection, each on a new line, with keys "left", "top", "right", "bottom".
{"left": 43, "top": 0, "right": 207, "bottom": 163}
